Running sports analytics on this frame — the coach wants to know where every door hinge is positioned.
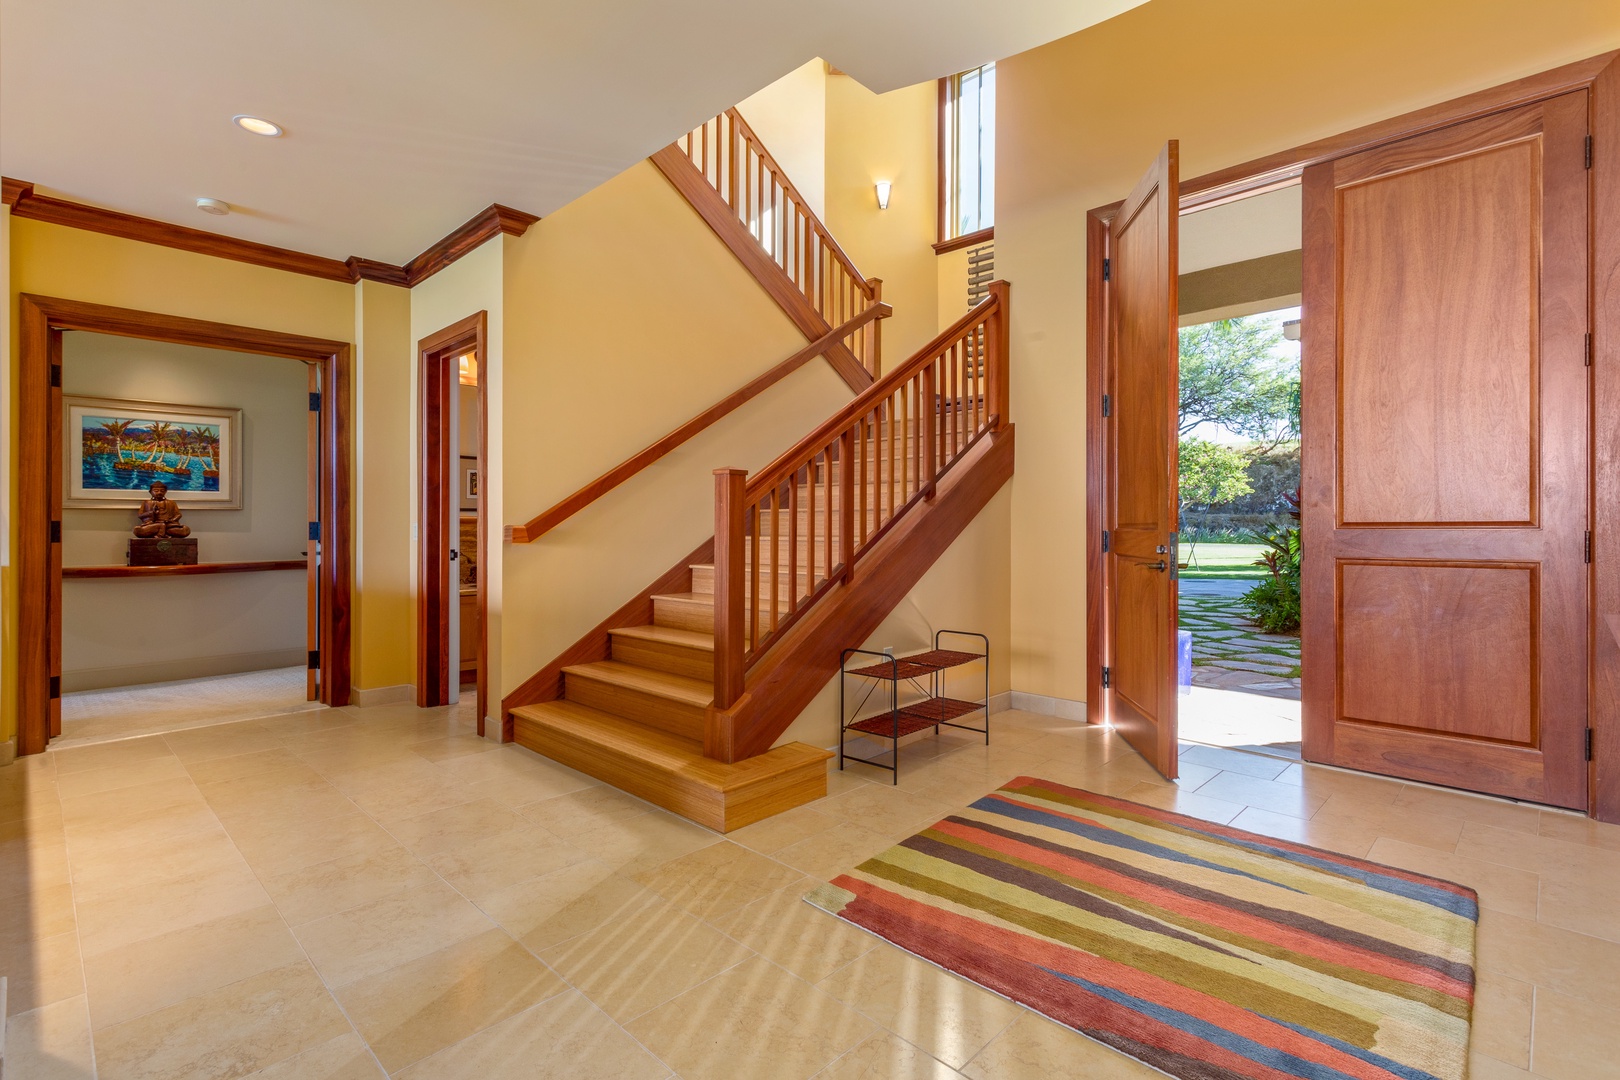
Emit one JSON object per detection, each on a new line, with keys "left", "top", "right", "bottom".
{"left": 1102, "top": 394, "right": 1112, "bottom": 418}
{"left": 1588, "top": 728, "right": 1595, "bottom": 761}
{"left": 49, "top": 364, "right": 62, "bottom": 389}
{"left": 1102, "top": 258, "right": 1111, "bottom": 282}
{"left": 48, "top": 675, "right": 60, "bottom": 700}
{"left": 1586, "top": 531, "right": 1593, "bottom": 564}
{"left": 308, "top": 521, "right": 320, "bottom": 542}
{"left": 309, "top": 391, "right": 321, "bottom": 412}
{"left": 1587, "top": 333, "right": 1594, "bottom": 367}
{"left": 1101, "top": 530, "right": 1110, "bottom": 553}
{"left": 308, "top": 650, "right": 320, "bottom": 670}
{"left": 1101, "top": 666, "right": 1111, "bottom": 689}
{"left": 49, "top": 520, "right": 61, "bottom": 544}
{"left": 1586, "top": 134, "right": 1594, "bottom": 169}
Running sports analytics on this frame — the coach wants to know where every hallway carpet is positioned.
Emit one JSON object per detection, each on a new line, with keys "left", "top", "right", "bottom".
{"left": 808, "top": 777, "right": 1479, "bottom": 1080}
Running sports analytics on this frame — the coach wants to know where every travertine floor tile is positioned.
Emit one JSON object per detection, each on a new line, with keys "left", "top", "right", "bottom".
{"left": 395, "top": 990, "right": 670, "bottom": 1080}
{"left": 333, "top": 927, "right": 567, "bottom": 1073}
{"left": 440, "top": 750, "right": 597, "bottom": 807}
{"left": 1472, "top": 972, "right": 1535, "bottom": 1070}
{"left": 54, "top": 753, "right": 190, "bottom": 799}
{"left": 1528, "top": 987, "right": 1620, "bottom": 1080}
{"left": 631, "top": 840, "right": 804, "bottom": 919}
{"left": 3, "top": 995, "right": 97, "bottom": 1080}
{"left": 706, "top": 884, "right": 877, "bottom": 984}
{"left": 726, "top": 805, "right": 842, "bottom": 854}
{"left": 183, "top": 747, "right": 307, "bottom": 785}
{"left": 1477, "top": 911, "right": 1620, "bottom": 1007}
{"left": 240, "top": 1032, "right": 386, "bottom": 1079}
{"left": 1189, "top": 769, "right": 1327, "bottom": 818}
{"left": 74, "top": 852, "right": 270, "bottom": 956}
{"left": 814, "top": 1032, "right": 967, "bottom": 1080}
{"left": 960, "top": 1012, "right": 1162, "bottom": 1079}
{"left": 1113, "top": 780, "right": 1246, "bottom": 824}
{"left": 817, "top": 945, "right": 1021, "bottom": 1069}
{"left": 261, "top": 842, "right": 438, "bottom": 925}
{"left": 93, "top": 961, "right": 350, "bottom": 1080}
{"left": 774, "top": 823, "right": 894, "bottom": 881}
{"left": 1366, "top": 838, "right": 1540, "bottom": 919}
{"left": 387, "top": 798, "right": 526, "bottom": 856}
{"left": 225, "top": 806, "right": 399, "bottom": 876}
{"left": 0, "top": 928, "right": 83, "bottom": 1015}
{"left": 293, "top": 879, "right": 494, "bottom": 986}
{"left": 628, "top": 955, "right": 874, "bottom": 1080}
{"left": 83, "top": 904, "right": 303, "bottom": 1029}
{"left": 539, "top": 897, "right": 752, "bottom": 1022}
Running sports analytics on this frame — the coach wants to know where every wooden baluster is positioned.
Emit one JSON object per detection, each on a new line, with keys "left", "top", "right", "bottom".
{"left": 922, "top": 361, "right": 937, "bottom": 497}
{"left": 988, "top": 281, "right": 1010, "bottom": 430}
{"left": 748, "top": 493, "right": 760, "bottom": 658}
{"left": 768, "top": 490, "right": 779, "bottom": 638}
{"left": 727, "top": 115, "right": 739, "bottom": 212}
{"left": 886, "top": 393, "right": 897, "bottom": 523}
{"left": 712, "top": 468, "right": 746, "bottom": 710}
{"left": 803, "top": 461, "right": 813, "bottom": 608}
{"left": 839, "top": 428, "right": 855, "bottom": 580}
{"left": 787, "top": 471, "right": 799, "bottom": 613}
{"left": 823, "top": 446, "right": 834, "bottom": 584}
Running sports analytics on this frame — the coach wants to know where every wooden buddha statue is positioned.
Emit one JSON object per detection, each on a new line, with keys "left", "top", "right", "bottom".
{"left": 133, "top": 481, "right": 191, "bottom": 538}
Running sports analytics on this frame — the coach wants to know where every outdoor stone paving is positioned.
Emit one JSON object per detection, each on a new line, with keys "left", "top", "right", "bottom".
{"left": 1179, "top": 588, "right": 1301, "bottom": 700}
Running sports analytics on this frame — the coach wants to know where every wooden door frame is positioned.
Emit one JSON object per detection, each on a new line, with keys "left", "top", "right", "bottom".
{"left": 16, "top": 294, "right": 353, "bottom": 755}
{"left": 415, "top": 312, "right": 487, "bottom": 732}
{"left": 1085, "top": 49, "right": 1620, "bottom": 820}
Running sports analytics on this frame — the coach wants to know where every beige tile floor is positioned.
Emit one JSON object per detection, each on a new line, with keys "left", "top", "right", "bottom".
{"left": 57, "top": 667, "right": 319, "bottom": 747}
{"left": 3, "top": 702, "right": 1618, "bottom": 1079}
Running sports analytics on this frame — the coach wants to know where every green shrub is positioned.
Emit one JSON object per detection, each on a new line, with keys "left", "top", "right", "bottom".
{"left": 1240, "top": 573, "right": 1300, "bottom": 634}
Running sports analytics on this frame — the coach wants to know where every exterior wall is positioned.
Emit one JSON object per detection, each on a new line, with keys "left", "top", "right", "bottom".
{"left": 996, "top": 0, "right": 1620, "bottom": 703}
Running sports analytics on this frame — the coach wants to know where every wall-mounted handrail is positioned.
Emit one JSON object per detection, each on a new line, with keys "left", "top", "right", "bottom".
{"left": 505, "top": 304, "right": 891, "bottom": 544}
{"left": 710, "top": 281, "right": 1010, "bottom": 711}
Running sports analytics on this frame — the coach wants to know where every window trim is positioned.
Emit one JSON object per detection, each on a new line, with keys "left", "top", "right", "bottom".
{"left": 937, "top": 66, "right": 996, "bottom": 248}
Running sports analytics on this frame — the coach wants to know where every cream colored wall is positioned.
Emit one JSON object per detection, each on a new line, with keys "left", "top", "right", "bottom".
{"left": 353, "top": 279, "right": 415, "bottom": 694}
{"left": 775, "top": 485, "right": 1013, "bottom": 751}
{"left": 824, "top": 74, "right": 941, "bottom": 363}
{"left": 737, "top": 59, "right": 829, "bottom": 221}
{"left": 4, "top": 217, "right": 358, "bottom": 744}
{"left": 996, "top": 0, "right": 1620, "bottom": 703}
{"left": 499, "top": 160, "right": 851, "bottom": 700}
{"left": 409, "top": 240, "right": 505, "bottom": 712}
{"left": 935, "top": 246, "right": 972, "bottom": 329}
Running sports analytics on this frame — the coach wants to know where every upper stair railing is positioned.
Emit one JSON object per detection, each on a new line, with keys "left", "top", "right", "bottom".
{"left": 664, "top": 108, "right": 883, "bottom": 379}
{"left": 710, "top": 281, "right": 1010, "bottom": 711}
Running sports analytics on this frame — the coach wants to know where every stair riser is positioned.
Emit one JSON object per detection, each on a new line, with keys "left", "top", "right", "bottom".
{"left": 563, "top": 671, "right": 706, "bottom": 740}
{"left": 610, "top": 634, "right": 714, "bottom": 681}
{"left": 653, "top": 594, "right": 795, "bottom": 634}
{"left": 691, "top": 565, "right": 823, "bottom": 594}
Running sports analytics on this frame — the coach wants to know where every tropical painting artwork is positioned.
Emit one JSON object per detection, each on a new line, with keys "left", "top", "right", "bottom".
{"left": 66, "top": 397, "right": 242, "bottom": 508}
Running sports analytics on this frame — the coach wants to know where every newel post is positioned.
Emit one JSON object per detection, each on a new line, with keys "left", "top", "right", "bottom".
{"left": 988, "top": 280, "right": 1011, "bottom": 430}
{"left": 712, "top": 468, "right": 748, "bottom": 711}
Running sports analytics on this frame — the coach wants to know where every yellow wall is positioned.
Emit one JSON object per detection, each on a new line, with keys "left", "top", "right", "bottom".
{"left": 776, "top": 484, "right": 1013, "bottom": 750}
{"left": 353, "top": 279, "right": 415, "bottom": 694}
{"left": 737, "top": 60, "right": 829, "bottom": 221}
{"left": 996, "top": 0, "right": 1620, "bottom": 703}
{"left": 3, "top": 218, "right": 358, "bottom": 746}
{"left": 824, "top": 73, "right": 941, "bottom": 363}
{"left": 498, "top": 160, "right": 852, "bottom": 699}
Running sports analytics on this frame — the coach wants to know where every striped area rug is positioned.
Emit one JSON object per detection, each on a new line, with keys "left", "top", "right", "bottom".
{"left": 805, "top": 777, "right": 1479, "bottom": 1080}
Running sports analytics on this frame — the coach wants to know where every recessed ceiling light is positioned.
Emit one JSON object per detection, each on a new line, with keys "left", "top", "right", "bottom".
{"left": 232, "top": 115, "right": 283, "bottom": 137}
{"left": 196, "top": 198, "right": 231, "bottom": 216}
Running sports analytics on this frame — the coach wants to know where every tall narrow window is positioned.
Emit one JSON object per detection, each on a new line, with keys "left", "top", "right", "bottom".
{"left": 940, "top": 63, "right": 996, "bottom": 244}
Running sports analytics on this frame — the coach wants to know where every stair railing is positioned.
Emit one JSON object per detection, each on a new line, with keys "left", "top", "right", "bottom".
{"left": 673, "top": 108, "right": 883, "bottom": 377}
{"left": 711, "top": 281, "right": 1010, "bottom": 710}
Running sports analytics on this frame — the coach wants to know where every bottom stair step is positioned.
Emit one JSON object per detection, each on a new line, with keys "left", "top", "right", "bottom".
{"left": 510, "top": 700, "right": 831, "bottom": 832}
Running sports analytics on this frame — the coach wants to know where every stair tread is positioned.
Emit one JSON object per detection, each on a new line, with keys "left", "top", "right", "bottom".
{"left": 608, "top": 625, "right": 715, "bottom": 651}
{"left": 655, "top": 590, "right": 793, "bottom": 611}
{"left": 512, "top": 699, "right": 830, "bottom": 792}
{"left": 561, "top": 660, "right": 712, "bottom": 705}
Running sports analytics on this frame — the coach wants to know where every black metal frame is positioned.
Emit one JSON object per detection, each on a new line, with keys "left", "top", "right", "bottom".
{"left": 838, "top": 629, "right": 991, "bottom": 785}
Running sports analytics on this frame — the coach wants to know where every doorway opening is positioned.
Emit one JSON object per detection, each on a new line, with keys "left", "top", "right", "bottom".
{"left": 417, "top": 313, "right": 487, "bottom": 734}
{"left": 1174, "top": 185, "right": 1303, "bottom": 761}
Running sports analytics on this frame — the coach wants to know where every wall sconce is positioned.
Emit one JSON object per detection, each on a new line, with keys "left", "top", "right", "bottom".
{"left": 874, "top": 181, "right": 891, "bottom": 210}
{"left": 1282, "top": 319, "right": 1301, "bottom": 342}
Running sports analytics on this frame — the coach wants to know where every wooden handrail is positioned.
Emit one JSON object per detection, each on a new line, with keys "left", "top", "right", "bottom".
{"left": 668, "top": 108, "right": 884, "bottom": 379}
{"left": 62, "top": 560, "right": 305, "bottom": 578}
{"left": 506, "top": 304, "right": 891, "bottom": 544}
{"left": 709, "top": 281, "right": 1011, "bottom": 712}
{"left": 723, "top": 109, "right": 874, "bottom": 302}
{"left": 746, "top": 289, "right": 1002, "bottom": 501}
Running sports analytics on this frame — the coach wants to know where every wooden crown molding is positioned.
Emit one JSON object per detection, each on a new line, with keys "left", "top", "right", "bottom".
{"left": 0, "top": 176, "right": 539, "bottom": 288}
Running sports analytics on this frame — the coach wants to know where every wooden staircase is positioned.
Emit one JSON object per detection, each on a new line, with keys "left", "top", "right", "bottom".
{"left": 507, "top": 288, "right": 1012, "bottom": 832}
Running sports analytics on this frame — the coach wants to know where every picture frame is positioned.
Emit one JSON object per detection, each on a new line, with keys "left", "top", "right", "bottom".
{"left": 460, "top": 456, "right": 479, "bottom": 511}
{"left": 65, "top": 395, "right": 243, "bottom": 509}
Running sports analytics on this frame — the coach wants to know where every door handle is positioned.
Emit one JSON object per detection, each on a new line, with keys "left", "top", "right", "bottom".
{"left": 1150, "top": 560, "right": 1168, "bottom": 572}
{"left": 450, "top": 549, "right": 461, "bottom": 561}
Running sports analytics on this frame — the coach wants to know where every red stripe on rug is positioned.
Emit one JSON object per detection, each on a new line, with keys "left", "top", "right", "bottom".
{"left": 835, "top": 875, "right": 1404, "bottom": 1080}
{"left": 926, "top": 816, "right": 1471, "bottom": 999}
{"left": 1001, "top": 779, "right": 1478, "bottom": 901}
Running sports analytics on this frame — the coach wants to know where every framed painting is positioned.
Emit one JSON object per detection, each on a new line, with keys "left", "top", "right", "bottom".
{"left": 65, "top": 396, "right": 243, "bottom": 509}
{"left": 460, "top": 456, "right": 479, "bottom": 511}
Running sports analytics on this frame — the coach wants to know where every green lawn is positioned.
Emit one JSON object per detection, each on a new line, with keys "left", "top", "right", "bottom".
{"left": 1178, "top": 542, "right": 1269, "bottom": 580}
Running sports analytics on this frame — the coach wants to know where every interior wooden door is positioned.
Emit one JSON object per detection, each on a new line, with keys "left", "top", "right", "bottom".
{"left": 1104, "top": 142, "right": 1181, "bottom": 780}
{"left": 1301, "top": 95, "right": 1590, "bottom": 808}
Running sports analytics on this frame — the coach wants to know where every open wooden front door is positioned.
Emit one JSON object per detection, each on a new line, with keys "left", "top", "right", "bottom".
{"left": 1301, "top": 95, "right": 1590, "bottom": 809}
{"left": 1102, "top": 142, "right": 1181, "bottom": 780}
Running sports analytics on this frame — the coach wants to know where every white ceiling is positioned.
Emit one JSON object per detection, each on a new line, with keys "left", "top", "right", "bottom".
{"left": 0, "top": 0, "right": 1144, "bottom": 265}
{"left": 1179, "top": 185, "right": 1302, "bottom": 275}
